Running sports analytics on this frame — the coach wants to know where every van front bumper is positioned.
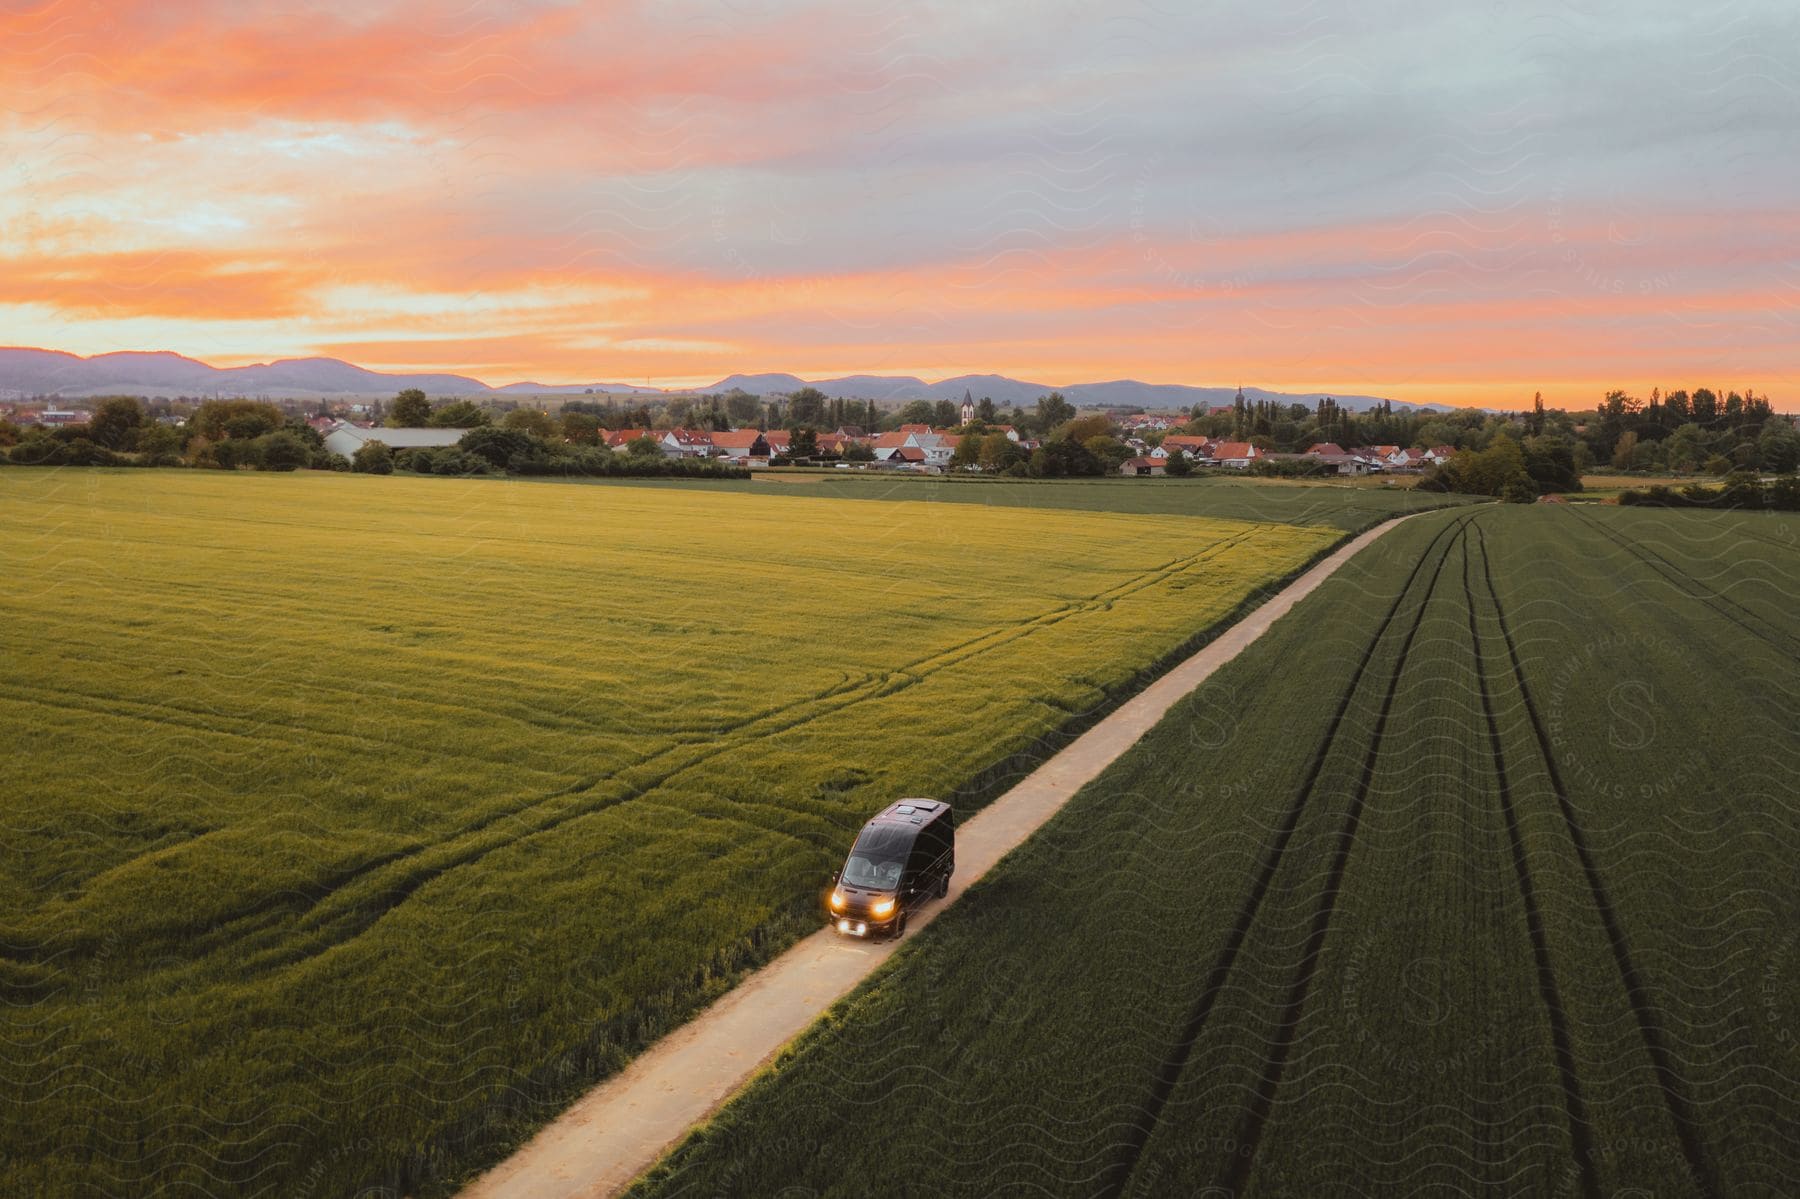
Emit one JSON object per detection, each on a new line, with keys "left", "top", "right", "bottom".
{"left": 830, "top": 912, "right": 899, "bottom": 938}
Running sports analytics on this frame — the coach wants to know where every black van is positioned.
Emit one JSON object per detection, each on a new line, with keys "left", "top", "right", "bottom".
{"left": 826, "top": 799, "right": 954, "bottom": 939}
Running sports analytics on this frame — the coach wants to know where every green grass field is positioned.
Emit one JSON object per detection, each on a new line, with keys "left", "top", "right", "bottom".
{"left": 543, "top": 471, "right": 1470, "bottom": 532}
{"left": 0, "top": 469, "right": 1345, "bottom": 1196}
{"left": 631, "top": 504, "right": 1800, "bottom": 1197}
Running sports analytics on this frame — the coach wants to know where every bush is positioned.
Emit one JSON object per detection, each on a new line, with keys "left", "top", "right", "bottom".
{"left": 258, "top": 431, "right": 313, "bottom": 472}
{"left": 1029, "top": 437, "right": 1103, "bottom": 478}
{"left": 89, "top": 397, "right": 147, "bottom": 450}
{"left": 1618, "top": 472, "right": 1800, "bottom": 511}
{"left": 459, "top": 426, "right": 545, "bottom": 469}
{"left": 427, "top": 400, "right": 491, "bottom": 428}
{"left": 135, "top": 425, "right": 185, "bottom": 466}
{"left": 8, "top": 435, "right": 122, "bottom": 467}
{"left": 394, "top": 448, "right": 440, "bottom": 474}
{"left": 213, "top": 438, "right": 264, "bottom": 470}
{"left": 352, "top": 442, "right": 395, "bottom": 474}
{"left": 1247, "top": 457, "right": 1333, "bottom": 479}
{"left": 431, "top": 450, "right": 488, "bottom": 476}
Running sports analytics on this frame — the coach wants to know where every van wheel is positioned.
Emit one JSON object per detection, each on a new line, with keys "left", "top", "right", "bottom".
{"left": 894, "top": 913, "right": 907, "bottom": 939}
{"left": 937, "top": 874, "right": 949, "bottom": 899}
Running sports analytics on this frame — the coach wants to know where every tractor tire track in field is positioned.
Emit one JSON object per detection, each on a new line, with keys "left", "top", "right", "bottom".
{"left": 1570, "top": 507, "right": 1800, "bottom": 660}
{"left": 15, "top": 526, "right": 1277, "bottom": 981}
{"left": 1475, "top": 524, "right": 1719, "bottom": 1197}
{"left": 1101, "top": 513, "right": 1473, "bottom": 1197}
{"left": 226, "top": 528, "right": 1276, "bottom": 974}
{"left": 1206, "top": 518, "right": 1471, "bottom": 1196}
{"left": 1460, "top": 526, "right": 1599, "bottom": 1199}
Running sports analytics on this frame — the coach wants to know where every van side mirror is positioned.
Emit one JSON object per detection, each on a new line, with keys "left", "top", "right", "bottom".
{"left": 830, "top": 868, "right": 840, "bottom": 883}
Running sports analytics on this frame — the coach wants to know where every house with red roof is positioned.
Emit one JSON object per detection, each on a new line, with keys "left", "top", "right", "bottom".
{"left": 709, "top": 429, "right": 772, "bottom": 462}
{"left": 1158, "top": 434, "right": 1213, "bottom": 460}
{"left": 660, "top": 427, "right": 715, "bottom": 457}
{"left": 1206, "top": 441, "right": 1260, "bottom": 468}
{"left": 1120, "top": 457, "right": 1166, "bottom": 477}
{"left": 871, "top": 428, "right": 952, "bottom": 466}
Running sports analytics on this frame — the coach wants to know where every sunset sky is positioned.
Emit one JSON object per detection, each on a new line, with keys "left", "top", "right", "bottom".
{"left": 3, "top": 0, "right": 1796, "bottom": 407}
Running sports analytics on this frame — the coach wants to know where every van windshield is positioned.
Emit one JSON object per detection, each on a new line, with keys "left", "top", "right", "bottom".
{"left": 840, "top": 824, "right": 913, "bottom": 889}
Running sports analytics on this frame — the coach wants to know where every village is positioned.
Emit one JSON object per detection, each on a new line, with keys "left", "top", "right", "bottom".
{"left": 294, "top": 395, "right": 1458, "bottom": 478}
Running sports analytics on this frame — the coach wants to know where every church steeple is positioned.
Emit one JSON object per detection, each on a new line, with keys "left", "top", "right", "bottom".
{"left": 960, "top": 388, "right": 974, "bottom": 426}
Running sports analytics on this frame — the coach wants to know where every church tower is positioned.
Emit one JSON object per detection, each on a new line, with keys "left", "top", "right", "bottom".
{"left": 960, "top": 389, "right": 974, "bottom": 426}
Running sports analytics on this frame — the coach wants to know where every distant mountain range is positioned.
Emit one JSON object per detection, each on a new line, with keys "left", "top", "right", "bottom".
{"left": 705, "top": 372, "right": 1417, "bottom": 412}
{"left": 0, "top": 347, "right": 1434, "bottom": 412}
{"left": 0, "top": 349, "right": 664, "bottom": 399}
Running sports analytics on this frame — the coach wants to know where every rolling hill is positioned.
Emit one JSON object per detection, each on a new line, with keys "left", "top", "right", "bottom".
{"left": 2, "top": 346, "right": 1425, "bottom": 410}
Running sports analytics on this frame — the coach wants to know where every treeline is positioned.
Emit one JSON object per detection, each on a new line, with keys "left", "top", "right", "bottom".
{"left": 1619, "top": 473, "right": 1800, "bottom": 511}
{"left": 348, "top": 426, "right": 746, "bottom": 480}
{"left": 0, "top": 397, "right": 746, "bottom": 480}
{"left": 1, "top": 399, "right": 336, "bottom": 470}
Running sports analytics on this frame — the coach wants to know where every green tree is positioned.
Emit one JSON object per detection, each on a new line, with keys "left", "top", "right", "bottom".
{"left": 1082, "top": 435, "right": 1131, "bottom": 472}
{"left": 978, "top": 432, "right": 1026, "bottom": 471}
{"left": 351, "top": 440, "right": 395, "bottom": 474}
{"left": 1035, "top": 392, "right": 1075, "bottom": 432}
{"left": 502, "top": 408, "right": 557, "bottom": 437}
{"left": 724, "top": 390, "right": 762, "bottom": 426}
{"left": 951, "top": 434, "right": 982, "bottom": 469}
{"left": 844, "top": 442, "right": 876, "bottom": 462}
{"left": 224, "top": 412, "right": 274, "bottom": 440}
{"left": 626, "top": 434, "right": 663, "bottom": 458}
{"left": 135, "top": 423, "right": 184, "bottom": 464}
{"left": 259, "top": 430, "right": 312, "bottom": 472}
{"left": 89, "top": 396, "right": 146, "bottom": 450}
{"left": 429, "top": 400, "right": 490, "bottom": 428}
{"left": 1164, "top": 448, "right": 1194, "bottom": 477}
{"left": 560, "top": 410, "right": 601, "bottom": 444}
{"left": 389, "top": 388, "right": 431, "bottom": 427}
{"left": 787, "top": 388, "right": 828, "bottom": 429}
{"left": 893, "top": 400, "right": 938, "bottom": 428}
{"left": 461, "top": 426, "right": 546, "bottom": 470}
{"left": 1030, "top": 437, "right": 1102, "bottom": 477}
{"left": 790, "top": 427, "right": 820, "bottom": 458}
{"left": 1758, "top": 428, "right": 1800, "bottom": 474}
{"left": 191, "top": 400, "right": 282, "bottom": 441}
{"left": 976, "top": 397, "right": 997, "bottom": 422}
{"left": 1611, "top": 430, "right": 1639, "bottom": 470}
{"left": 1061, "top": 414, "right": 1114, "bottom": 443}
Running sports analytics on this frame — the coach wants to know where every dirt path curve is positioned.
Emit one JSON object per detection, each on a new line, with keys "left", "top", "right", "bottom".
{"left": 463, "top": 512, "right": 1422, "bottom": 1199}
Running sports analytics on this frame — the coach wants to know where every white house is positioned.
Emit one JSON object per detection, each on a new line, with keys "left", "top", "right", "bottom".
{"left": 871, "top": 429, "right": 954, "bottom": 466}
{"left": 323, "top": 421, "right": 464, "bottom": 459}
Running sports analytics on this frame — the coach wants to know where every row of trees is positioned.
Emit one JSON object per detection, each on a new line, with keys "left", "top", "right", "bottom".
{"left": 1618, "top": 473, "right": 1800, "bottom": 511}
{"left": 349, "top": 426, "right": 747, "bottom": 480}
{"left": 0, "top": 396, "right": 748, "bottom": 480}
{"left": 2, "top": 398, "right": 343, "bottom": 471}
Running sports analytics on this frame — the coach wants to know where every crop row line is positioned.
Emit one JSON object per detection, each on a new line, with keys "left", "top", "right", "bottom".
{"left": 1461, "top": 529, "right": 1599, "bottom": 1199}
{"left": 1104, "top": 512, "right": 1473, "bottom": 1196}
{"left": 1474, "top": 523, "right": 1718, "bottom": 1197}
{"left": 1210, "top": 517, "right": 1473, "bottom": 1193}
{"left": 1569, "top": 507, "right": 1800, "bottom": 661}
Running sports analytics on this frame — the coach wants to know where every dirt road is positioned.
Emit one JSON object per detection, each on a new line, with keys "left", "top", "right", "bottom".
{"left": 463, "top": 512, "right": 1420, "bottom": 1199}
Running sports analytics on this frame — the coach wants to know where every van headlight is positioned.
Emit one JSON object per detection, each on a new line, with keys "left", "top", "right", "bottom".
{"left": 871, "top": 898, "right": 895, "bottom": 918}
{"left": 830, "top": 891, "right": 845, "bottom": 910}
